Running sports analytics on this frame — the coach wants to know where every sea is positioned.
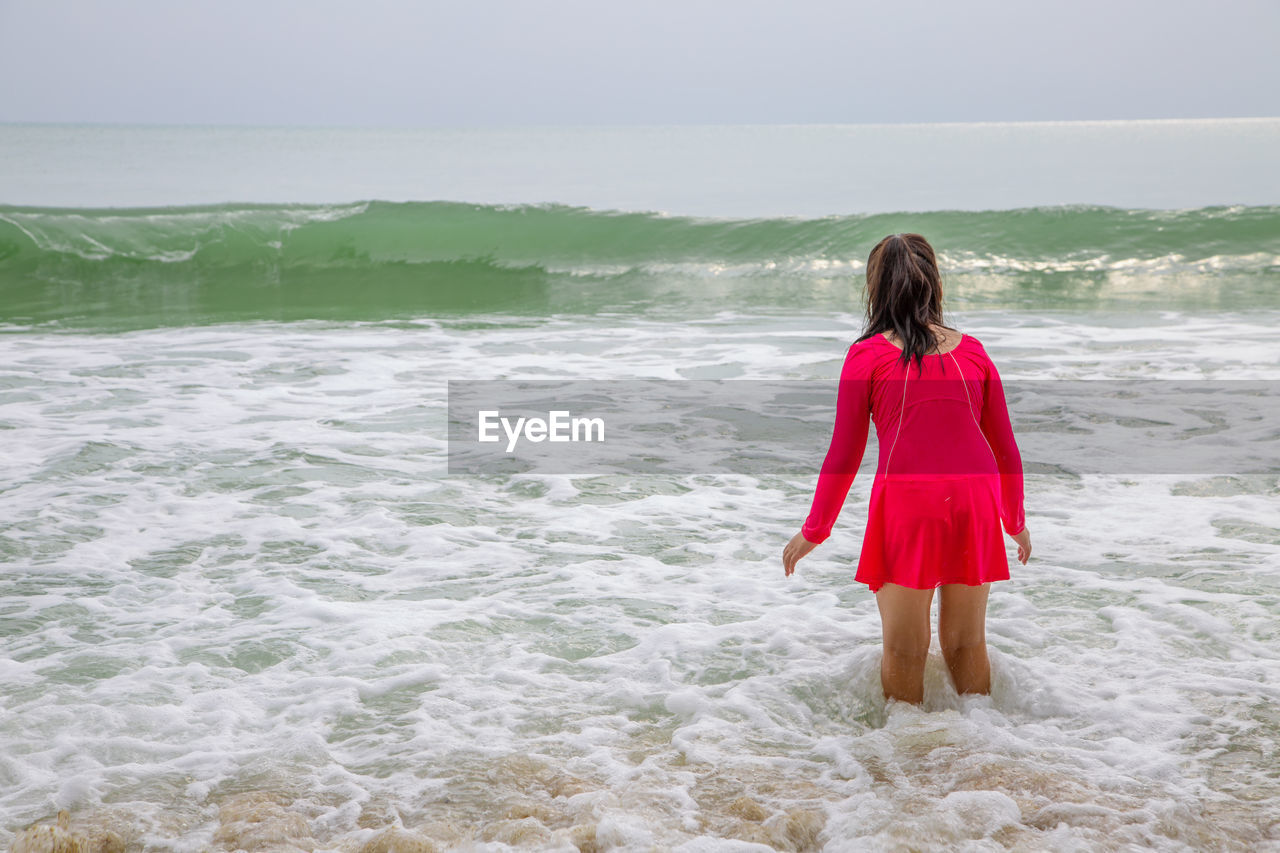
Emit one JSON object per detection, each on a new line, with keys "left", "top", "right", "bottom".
{"left": 1, "top": 119, "right": 1278, "bottom": 851}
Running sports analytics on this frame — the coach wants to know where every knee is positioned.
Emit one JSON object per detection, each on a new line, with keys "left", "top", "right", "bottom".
{"left": 883, "top": 637, "right": 930, "bottom": 661}
{"left": 940, "top": 636, "right": 986, "bottom": 658}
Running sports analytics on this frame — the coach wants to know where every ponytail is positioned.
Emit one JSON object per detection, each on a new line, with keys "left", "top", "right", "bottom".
{"left": 854, "top": 233, "right": 947, "bottom": 375}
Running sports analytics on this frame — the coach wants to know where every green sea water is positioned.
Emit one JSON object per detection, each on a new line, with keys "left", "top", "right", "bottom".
{"left": 3, "top": 201, "right": 1279, "bottom": 328}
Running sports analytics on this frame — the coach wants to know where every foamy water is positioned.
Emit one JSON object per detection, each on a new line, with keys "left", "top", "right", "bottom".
{"left": 3, "top": 309, "right": 1278, "bottom": 851}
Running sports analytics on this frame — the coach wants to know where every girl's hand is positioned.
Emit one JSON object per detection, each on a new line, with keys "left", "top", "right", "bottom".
{"left": 782, "top": 530, "right": 818, "bottom": 577}
{"left": 1012, "top": 527, "right": 1032, "bottom": 565}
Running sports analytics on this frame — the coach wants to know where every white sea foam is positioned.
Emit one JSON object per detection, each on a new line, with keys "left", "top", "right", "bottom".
{"left": 1, "top": 310, "right": 1278, "bottom": 850}
{"left": 538, "top": 250, "right": 1280, "bottom": 285}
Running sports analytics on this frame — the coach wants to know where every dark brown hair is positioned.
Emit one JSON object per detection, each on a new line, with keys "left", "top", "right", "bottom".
{"left": 853, "top": 232, "right": 954, "bottom": 375}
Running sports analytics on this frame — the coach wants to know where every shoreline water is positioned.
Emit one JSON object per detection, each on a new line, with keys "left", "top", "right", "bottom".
{"left": 2, "top": 311, "right": 1278, "bottom": 849}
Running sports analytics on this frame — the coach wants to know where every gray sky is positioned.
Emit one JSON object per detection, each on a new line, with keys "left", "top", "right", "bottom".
{"left": 1, "top": 0, "right": 1276, "bottom": 126}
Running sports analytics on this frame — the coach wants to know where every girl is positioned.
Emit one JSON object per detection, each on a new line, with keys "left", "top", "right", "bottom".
{"left": 781, "top": 233, "right": 1032, "bottom": 705}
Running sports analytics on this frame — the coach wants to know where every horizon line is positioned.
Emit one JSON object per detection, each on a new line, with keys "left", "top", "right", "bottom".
{"left": 1, "top": 116, "right": 1278, "bottom": 132}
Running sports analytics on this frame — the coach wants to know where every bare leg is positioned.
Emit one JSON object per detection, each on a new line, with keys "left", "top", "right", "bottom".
{"left": 938, "top": 582, "right": 991, "bottom": 695}
{"left": 875, "top": 582, "right": 935, "bottom": 704}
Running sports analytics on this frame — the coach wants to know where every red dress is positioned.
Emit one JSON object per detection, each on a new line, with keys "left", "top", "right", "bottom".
{"left": 800, "top": 333, "right": 1025, "bottom": 591}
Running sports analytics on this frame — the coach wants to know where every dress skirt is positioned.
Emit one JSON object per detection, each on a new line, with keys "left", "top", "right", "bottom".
{"left": 854, "top": 472, "right": 1011, "bottom": 592}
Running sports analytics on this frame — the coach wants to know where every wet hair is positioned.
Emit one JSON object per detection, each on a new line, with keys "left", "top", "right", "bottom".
{"left": 853, "top": 232, "right": 954, "bottom": 375}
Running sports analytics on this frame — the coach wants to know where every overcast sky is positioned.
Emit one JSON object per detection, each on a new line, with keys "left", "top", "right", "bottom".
{"left": 1, "top": 0, "right": 1276, "bottom": 127}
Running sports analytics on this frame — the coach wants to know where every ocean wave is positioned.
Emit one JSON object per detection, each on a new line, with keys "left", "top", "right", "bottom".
{"left": 1, "top": 201, "right": 1277, "bottom": 327}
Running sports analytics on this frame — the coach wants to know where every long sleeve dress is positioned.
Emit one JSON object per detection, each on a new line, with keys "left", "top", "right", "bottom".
{"left": 800, "top": 332, "right": 1025, "bottom": 592}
